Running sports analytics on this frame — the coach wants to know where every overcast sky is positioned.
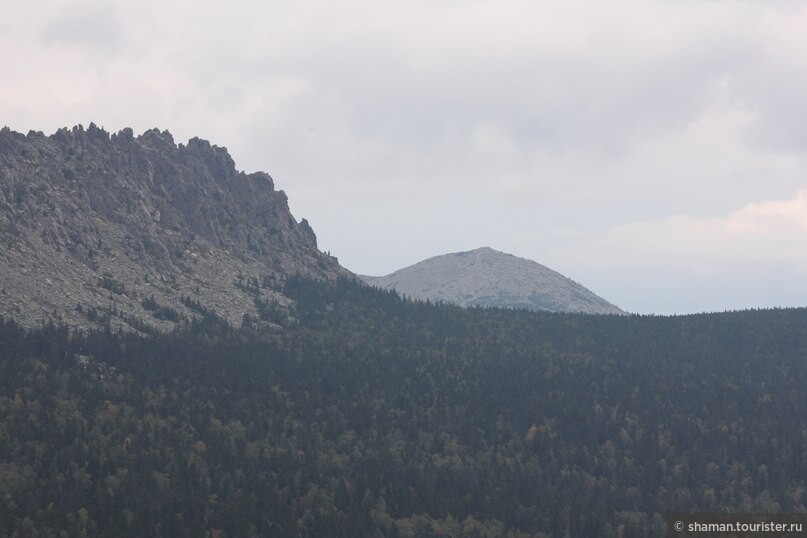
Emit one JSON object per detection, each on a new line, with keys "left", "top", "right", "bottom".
{"left": 3, "top": 0, "right": 806, "bottom": 314}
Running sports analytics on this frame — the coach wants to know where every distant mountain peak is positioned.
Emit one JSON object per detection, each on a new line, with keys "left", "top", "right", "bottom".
{"left": 362, "top": 248, "right": 623, "bottom": 314}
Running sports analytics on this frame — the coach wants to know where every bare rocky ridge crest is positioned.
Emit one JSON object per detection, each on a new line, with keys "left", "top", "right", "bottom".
{"left": 0, "top": 124, "right": 343, "bottom": 331}
{"left": 363, "top": 247, "right": 624, "bottom": 314}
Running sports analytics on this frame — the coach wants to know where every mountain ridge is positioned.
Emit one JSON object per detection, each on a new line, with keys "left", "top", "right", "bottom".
{"left": 0, "top": 124, "right": 344, "bottom": 331}
{"left": 362, "top": 246, "right": 624, "bottom": 314}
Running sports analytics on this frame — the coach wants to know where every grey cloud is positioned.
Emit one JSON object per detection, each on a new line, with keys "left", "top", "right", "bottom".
{"left": 41, "top": 2, "right": 123, "bottom": 53}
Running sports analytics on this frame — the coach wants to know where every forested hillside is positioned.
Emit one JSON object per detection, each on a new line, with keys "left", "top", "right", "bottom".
{"left": 2, "top": 276, "right": 807, "bottom": 536}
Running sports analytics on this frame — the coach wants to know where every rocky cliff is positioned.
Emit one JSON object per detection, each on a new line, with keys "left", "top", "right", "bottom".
{"left": 362, "top": 247, "right": 624, "bottom": 314}
{"left": 0, "top": 124, "right": 343, "bottom": 331}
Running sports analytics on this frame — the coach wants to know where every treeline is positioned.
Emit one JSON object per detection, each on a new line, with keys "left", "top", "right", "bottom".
{"left": 2, "top": 276, "right": 807, "bottom": 536}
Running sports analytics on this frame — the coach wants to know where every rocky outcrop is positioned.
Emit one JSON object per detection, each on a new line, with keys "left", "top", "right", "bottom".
{"left": 362, "top": 247, "right": 624, "bottom": 315}
{"left": 0, "top": 124, "right": 344, "bottom": 330}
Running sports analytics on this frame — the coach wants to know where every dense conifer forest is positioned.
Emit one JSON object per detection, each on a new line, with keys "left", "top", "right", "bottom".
{"left": 2, "top": 276, "right": 807, "bottom": 536}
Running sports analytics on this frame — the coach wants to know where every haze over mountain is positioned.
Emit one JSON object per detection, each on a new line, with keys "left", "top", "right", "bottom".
{"left": 362, "top": 247, "right": 623, "bottom": 315}
{"left": 0, "top": 124, "right": 343, "bottom": 331}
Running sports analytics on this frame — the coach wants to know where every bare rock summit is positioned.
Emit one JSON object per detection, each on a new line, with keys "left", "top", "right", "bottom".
{"left": 0, "top": 124, "right": 344, "bottom": 331}
{"left": 362, "top": 247, "right": 624, "bottom": 315}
